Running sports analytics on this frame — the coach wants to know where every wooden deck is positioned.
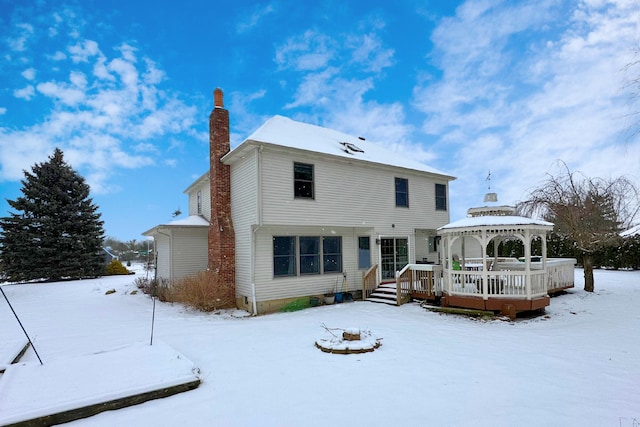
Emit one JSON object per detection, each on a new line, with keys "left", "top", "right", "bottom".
{"left": 383, "top": 258, "right": 576, "bottom": 316}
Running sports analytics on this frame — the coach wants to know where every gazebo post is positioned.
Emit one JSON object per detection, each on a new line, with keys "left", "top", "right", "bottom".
{"left": 524, "top": 229, "right": 532, "bottom": 300}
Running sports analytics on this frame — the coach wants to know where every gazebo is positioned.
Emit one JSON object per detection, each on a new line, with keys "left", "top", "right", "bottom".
{"left": 435, "top": 203, "right": 575, "bottom": 316}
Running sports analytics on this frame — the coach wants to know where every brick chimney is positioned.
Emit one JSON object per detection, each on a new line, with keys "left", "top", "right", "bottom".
{"left": 208, "top": 88, "right": 236, "bottom": 307}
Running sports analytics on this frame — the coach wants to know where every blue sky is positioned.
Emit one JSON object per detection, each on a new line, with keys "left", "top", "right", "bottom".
{"left": 1, "top": 0, "right": 639, "bottom": 242}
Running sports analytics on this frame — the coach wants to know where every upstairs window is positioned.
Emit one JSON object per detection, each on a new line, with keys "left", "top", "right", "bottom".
{"left": 395, "top": 177, "right": 409, "bottom": 207}
{"left": 196, "top": 190, "right": 202, "bottom": 215}
{"left": 294, "top": 162, "right": 314, "bottom": 199}
{"left": 435, "top": 183, "right": 447, "bottom": 211}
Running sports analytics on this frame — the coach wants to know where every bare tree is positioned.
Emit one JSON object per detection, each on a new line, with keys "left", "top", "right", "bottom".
{"left": 519, "top": 162, "right": 639, "bottom": 292}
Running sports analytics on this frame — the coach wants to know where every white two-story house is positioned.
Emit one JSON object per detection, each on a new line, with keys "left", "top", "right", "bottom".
{"left": 144, "top": 89, "right": 456, "bottom": 314}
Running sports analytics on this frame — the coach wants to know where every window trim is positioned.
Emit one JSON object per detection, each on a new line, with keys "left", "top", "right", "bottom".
{"left": 273, "top": 235, "right": 343, "bottom": 277}
{"left": 299, "top": 236, "right": 320, "bottom": 275}
{"left": 293, "top": 162, "right": 314, "bottom": 200}
{"left": 395, "top": 177, "right": 409, "bottom": 207}
{"left": 358, "top": 236, "right": 371, "bottom": 270}
{"left": 435, "top": 183, "right": 447, "bottom": 211}
{"left": 273, "top": 236, "right": 297, "bottom": 277}
{"left": 322, "top": 236, "right": 342, "bottom": 273}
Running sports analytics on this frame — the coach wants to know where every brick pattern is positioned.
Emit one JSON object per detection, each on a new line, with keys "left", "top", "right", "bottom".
{"left": 208, "top": 89, "right": 236, "bottom": 307}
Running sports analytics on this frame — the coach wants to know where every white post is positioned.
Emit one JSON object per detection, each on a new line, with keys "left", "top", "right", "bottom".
{"left": 524, "top": 229, "right": 531, "bottom": 300}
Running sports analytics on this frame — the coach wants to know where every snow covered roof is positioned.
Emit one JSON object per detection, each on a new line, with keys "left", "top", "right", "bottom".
{"left": 166, "top": 216, "right": 210, "bottom": 227}
{"left": 438, "top": 215, "right": 554, "bottom": 231}
{"left": 142, "top": 215, "right": 209, "bottom": 236}
{"left": 223, "top": 115, "right": 455, "bottom": 179}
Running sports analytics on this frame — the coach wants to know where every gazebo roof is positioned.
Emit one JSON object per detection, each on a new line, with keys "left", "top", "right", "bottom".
{"left": 438, "top": 215, "right": 554, "bottom": 233}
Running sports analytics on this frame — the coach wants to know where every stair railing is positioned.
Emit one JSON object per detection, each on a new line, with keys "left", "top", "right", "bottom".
{"left": 362, "top": 264, "right": 378, "bottom": 300}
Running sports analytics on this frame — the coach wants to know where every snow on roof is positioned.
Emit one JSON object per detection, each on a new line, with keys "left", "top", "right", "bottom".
{"left": 228, "top": 115, "right": 454, "bottom": 178}
{"left": 142, "top": 215, "right": 209, "bottom": 236}
{"left": 438, "top": 215, "right": 554, "bottom": 231}
{"left": 166, "top": 216, "right": 210, "bottom": 227}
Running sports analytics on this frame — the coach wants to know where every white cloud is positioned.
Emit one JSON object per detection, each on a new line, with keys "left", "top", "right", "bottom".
{"left": 0, "top": 107, "right": 6, "bottom": 115}
{"left": 51, "top": 51, "right": 67, "bottom": 61}
{"left": 275, "top": 30, "right": 335, "bottom": 71}
{"left": 413, "top": 0, "right": 640, "bottom": 219}
{"left": 13, "top": 85, "right": 35, "bottom": 100}
{"left": 36, "top": 81, "right": 85, "bottom": 105}
{"left": 7, "top": 23, "right": 34, "bottom": 51}
{"left": 68, "top": 39, "right": 100, "bottom": 63}
{"left": 21, "top": 68, "right": 36, "bottom": 80}
{"left": 236, "top": 3, "right": 275, "bottom": 34}
{"left": 0, "top": 10, "right": 199, "bottom": 196}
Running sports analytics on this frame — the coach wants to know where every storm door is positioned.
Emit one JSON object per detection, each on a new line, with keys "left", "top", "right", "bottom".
{"left": 380, "top": 238, "right": 408, "bottom": 280}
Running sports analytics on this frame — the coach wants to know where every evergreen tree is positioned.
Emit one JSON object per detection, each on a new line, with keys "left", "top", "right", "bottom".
{"left": 0, "top": 148, "right": 105, "bottom": 282}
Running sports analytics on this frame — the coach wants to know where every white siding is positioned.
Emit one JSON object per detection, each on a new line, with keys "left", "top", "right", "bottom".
{"left": 155, "top": 235, "right": 171, "bottom": 281}
{"left": 259, "top": 149, "right": 450, "bottom": 235}
{"left": 171, "top": 228, "right": 209, "bottom": 281}
{"left": 151, "top": 227, "right": 208, "bottom": 283}
{"left": 225, "top": 144, "right": 454, "bottom": 308}
{"left": 187, "top": 179, "right": 211, "bottom": 221}
{"left": 253, "top": 225, "right": 363, "bottom": 302}
{"left": 229, "top": 150, "right": 258, "bottom": 299}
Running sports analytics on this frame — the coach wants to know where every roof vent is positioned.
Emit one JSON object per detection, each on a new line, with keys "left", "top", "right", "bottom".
{"left": 340, "top": 141, "right": 365, "bottom": 154}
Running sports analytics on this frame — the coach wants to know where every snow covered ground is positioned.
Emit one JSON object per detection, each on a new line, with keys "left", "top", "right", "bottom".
{"left": 1, "top": 265, "right": 639, "bottom": 426}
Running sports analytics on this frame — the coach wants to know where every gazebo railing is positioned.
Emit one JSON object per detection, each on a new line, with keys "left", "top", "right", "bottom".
{"left": 393, "top": 258, "right": 574, "bottom": 305}
{"left": 447, "top": 270, "right": 547, "bottom": 300}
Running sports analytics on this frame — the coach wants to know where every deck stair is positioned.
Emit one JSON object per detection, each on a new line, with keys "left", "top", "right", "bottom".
{"left": 366, "top": 282, "right": 398, "bottom": 305}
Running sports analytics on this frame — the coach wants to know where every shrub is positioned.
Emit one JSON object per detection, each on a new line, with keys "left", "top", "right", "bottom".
{"left": 171, "top": 271, "right": 234, "bottom": 312}
{"left": 134, "top": 276, "right": 171, "bottom": 300}
{"left": 134, "top": 271, "right": 234, "bottom": 312}
{"left": 105, "top": 259, "right": 131, "bottom": 275}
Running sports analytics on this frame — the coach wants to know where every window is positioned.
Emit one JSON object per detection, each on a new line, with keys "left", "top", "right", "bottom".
{"left": 323, "top": 236, "right": 342, "bottom": 273}
{"left": 435, "top": 183, "right": 447, "bottom": 211}
{"left": 358, "top": 236, "right": 371, "bottom": 269}
{"left": 273, "top": 235, "right": 342, "bottom": 277}
{"left": 273, "top": 237, "right": 296, "bottom": 277}
{"left": 395, "top": 177, "right": 409, "bottom": 207}
{"left": 299, "top": 236, "right": 320, "bottom": 275}
{"left": 294, "top": 162, "right": 314, "bottom": 199}
{"left": 196, "top": 191, "right": 202, "bottom": 215}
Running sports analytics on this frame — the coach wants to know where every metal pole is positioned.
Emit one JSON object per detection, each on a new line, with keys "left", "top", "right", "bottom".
{"left": 150, "top": 295, "right": 156, "bottom": 346}
{"left": 0, "top": 286, "right": 43, "bottom": 365}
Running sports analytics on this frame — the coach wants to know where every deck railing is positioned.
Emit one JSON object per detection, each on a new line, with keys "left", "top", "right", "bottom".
{"left": 395, "top": 258, "right": 575, "bottom": 305}
{"left": 362, "top": 264, "right": 378, "bottom": 301}
{"left": 546, "top": 258, "right": 577, "bottom": 292}
{"left": 396, "top": 264, "right": 443, "bottom": 305}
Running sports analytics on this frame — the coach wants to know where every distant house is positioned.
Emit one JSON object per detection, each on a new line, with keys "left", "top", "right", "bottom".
{"left": 143, "top": 88, "right": 456, "bottom": 314}
{"left": 102, "top": 247, "right": 119, "bottom": 264}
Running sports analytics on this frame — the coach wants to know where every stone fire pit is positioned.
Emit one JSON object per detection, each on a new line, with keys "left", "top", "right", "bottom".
{"left": 315, "top": 326, "right": 382, "bottom": 354}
